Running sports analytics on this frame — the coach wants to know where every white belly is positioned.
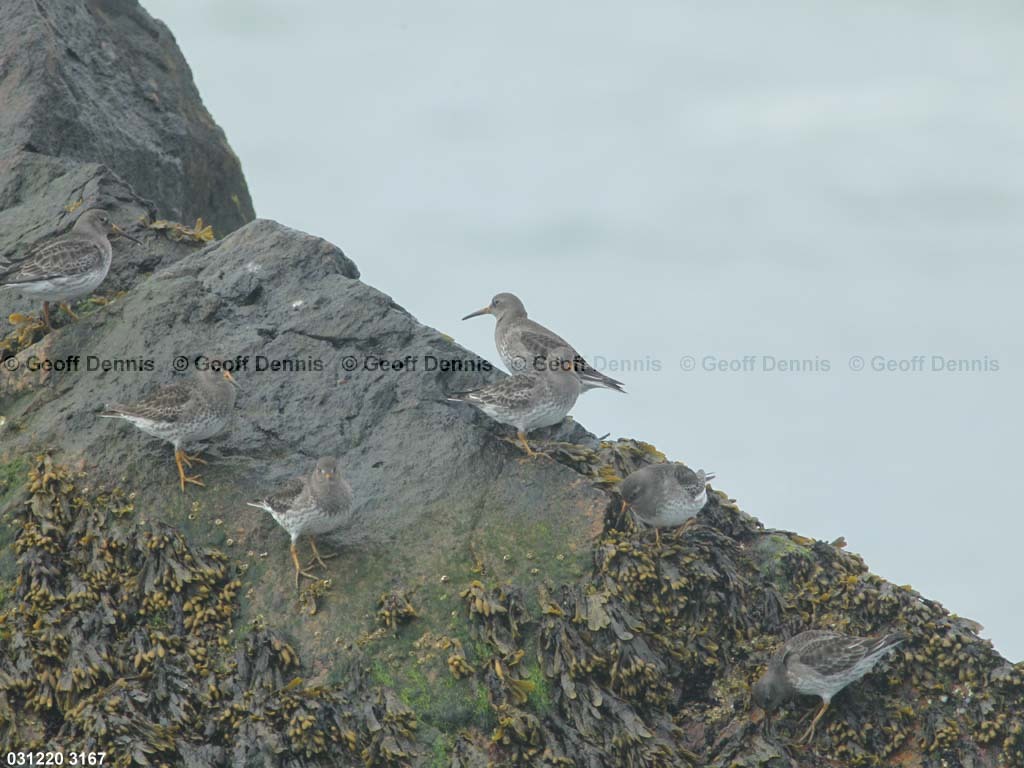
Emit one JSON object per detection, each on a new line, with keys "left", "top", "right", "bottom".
{"left": 12, "top": 270, "right": 109, "bottom": 301}
{"left": 272, "top": 504, "right": 342, "bottom": 540}
{"left": 642, "top": 488, "right": 708, "bottom": 528}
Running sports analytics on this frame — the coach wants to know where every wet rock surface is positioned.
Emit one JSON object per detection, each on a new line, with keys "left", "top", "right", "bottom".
{"left": 0, "top": 0, "right": 254, "bottom": 239}
{"left": 1, "top": 2, "right": 1022, "bottom": 766}
{"left": 2, "top": 450, "right": 1022, "bottom": 767}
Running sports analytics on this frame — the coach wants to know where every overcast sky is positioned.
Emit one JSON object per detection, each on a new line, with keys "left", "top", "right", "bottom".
{"left": 145, "top": 0, "right": 1023, "bottom": 661}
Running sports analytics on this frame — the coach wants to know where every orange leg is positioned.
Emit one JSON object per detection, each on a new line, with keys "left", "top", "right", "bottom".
{"left": 799, "top": 700, "right": 830, "bottom": 743}
{"left": 180, "top": 452, "right": 207, "bottom": 466}
{"left": 307, "top": 539, "right": 336, "bottom": 570}
{"left": 58, "top": 302, "right": 79, "bottom": 320}
{"left": 42, "top": 302, "right": 52, "bottom": 329}
{"left": 516, "top": 430, "right": 536, "bottom": 457}
{"left": 291, "top": 542, "right": 319, "bottom": 590}
{"left": 673, "top": 518, "right": 699, "bottom": 538}
{"left": 174, "top": 449, "right": 205, "bottom": 492}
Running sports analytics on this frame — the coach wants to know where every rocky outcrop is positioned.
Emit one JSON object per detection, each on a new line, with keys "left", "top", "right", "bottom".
{"left": 0, "top": 0, "right": 254, "bottom": 242}
{"left": 1, "top": 2, "right": 1022, "bottom": 767}
{"left": 0, "top": 215, "right": 603, "bottom": 556}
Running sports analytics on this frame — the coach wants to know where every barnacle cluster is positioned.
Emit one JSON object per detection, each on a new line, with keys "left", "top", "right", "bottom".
{"left": 210, "top": 624, "right": 417, "bottom": 766}
{"left": 1, "top": 313, "right": 47, "bottom": 362}
{"left": 449, "top": 572, "right": 688, "bottom": 766}
{"left": 424, "top": 444, "right": 1024, "bottom": 767}
{"left": 445, "top": 637, "right": 475, "bottom": 679}
{"left": 0, "top": 456, "right": 418, "bottom": 766}
{"left": 541, "top": 438, "right": 667, "bottom": 486}
{"left": 377, "top": 588, "right": 419, "bottom": 630}
{"left": 460, "top": 580, "right": 527, "bottom": 656}
{"left": 2, "top": 445, "right": 1022, "bottom": 766}
{"left": 739, "top": 507, "right": 1024, "bottom": 767}
{"left": 145, "top": 217, "right": 215, "bottom": 243}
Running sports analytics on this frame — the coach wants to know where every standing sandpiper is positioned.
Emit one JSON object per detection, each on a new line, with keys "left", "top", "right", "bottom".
{"left": 751, "top": 629, "right": 907, "bottom": 743}
{"left": 462, "top": 292, "right": 626, "bottom": 393}
{"left": 100, "top": 368, "right": 239, "bottom": 492}
{"left": 448, "top": 346, "right": 583, "bottom": 456}
{"left": 1, "top": 209, "right": 141, "bottom": 328}
{"left": 246, "top": 457, "right": 354, "bottom": 590}
{"left": 620, "top": 463, "right": 714, "bottom": 530}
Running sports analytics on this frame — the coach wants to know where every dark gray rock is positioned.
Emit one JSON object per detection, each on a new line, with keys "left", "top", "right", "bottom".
{"left": 5, "top": 7, "right": 1017, "bottom": 767}
{"left": 0, "top": 0, "right": 254, "bottom": 236}
{"left": 1, "top": 218, "right": 603, "bottom": 555}
{"left": 0, "top": 151, "right": 219, "bottom": 319}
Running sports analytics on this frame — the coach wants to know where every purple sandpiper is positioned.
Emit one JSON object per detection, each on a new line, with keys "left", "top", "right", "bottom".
{"left": 620, "top": 463, "right": 714, "bottom": 530}
{"left": 752, "top": 629, "right": 907, "bottom": 742}
{"left": 448, "top": 346, "right": 583, "bottom": 456}
{"left": 1, "top": 208, "right": 141, "bottom": 328}
{"left": 462, "top": 292, "right": 626, "bottom": 393}
{"left": 246, "top": 456, "right": 353, "bottom": 589}
{"left": 100, "top": 368, "right": 239, "bottom": 492}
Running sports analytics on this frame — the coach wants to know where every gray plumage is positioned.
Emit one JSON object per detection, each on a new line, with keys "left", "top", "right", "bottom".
{"left": 99, "top": 368, "right": 238, "bottom": 491}
{"left": 462, "top": 292, "right": 626, "bottom": 393}
{"left": 1, "top": 208, "right": 139, "bottom": 303}
{"left": 100, "top": 368, "right": 238, "bottom": 451}
{"left": 620, "top": 463, "right": 713, "bottom": 528}
{"left": 246, "top": 457, "right": 353, "bottom": 588}
{"left": 448, "top": 346, "right": 582, "bottom": 453}
{"left": 247, "top": 457, "right": 353, "bottom": 544}
{"left": 752, "top": 629, "right": 907, "bottom": 741}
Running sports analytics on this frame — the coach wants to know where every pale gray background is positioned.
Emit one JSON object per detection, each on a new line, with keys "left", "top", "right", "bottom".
{"left": 146, "top": 1, "right": 1022, "bottom": 660}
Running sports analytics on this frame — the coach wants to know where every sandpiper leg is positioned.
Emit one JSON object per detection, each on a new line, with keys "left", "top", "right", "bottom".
{"left": 291, "top": 543, "right": 302, "bottom": 590}
{"left": 174, "top": 449, "right": 205, "bottom": 492}
{"left": 291, "top": 542, "right": 319, "bottom": 590}
{"left": 42, "top": 302, "right": 52, "bottom": 329}
{"left": 58, "top": 302, "right": 79, "bottom": 320}
{"left": 180, "top": 452, "right": 207, "bottom": 467}
{"left": 671, "top": 518, "right": 699, "bottom": 539}
{"left": 799, "top": 700, "right": 830, "bottom": 743}
{"left": 516, "top": 430, "right": 536, "bottom": 457}
{"left": 308, "top": 539, "right": 336, "bottom": 570}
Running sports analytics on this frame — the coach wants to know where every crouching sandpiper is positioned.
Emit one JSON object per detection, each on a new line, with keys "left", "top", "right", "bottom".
{"left": 751, "top": 629, "right": 907, "bottom": 742}
{"left": 620, "top": 462, "right": 714, "bottom": 532}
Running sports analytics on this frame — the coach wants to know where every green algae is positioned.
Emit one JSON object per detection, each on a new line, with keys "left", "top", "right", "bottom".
{"left": 0, "top": 456, "right": 27, "bottom": 505}
{"left": 0, "top": 456, "right": 418, "bottom": 765}
{"left": 750, "top": 532, "right": 817, "bottom": 591}
{"left": 1, "top": 447, "right": 1021, "bottom": 767}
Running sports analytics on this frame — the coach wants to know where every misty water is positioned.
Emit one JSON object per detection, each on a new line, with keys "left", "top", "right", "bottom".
{"left": 148, "top": 0, "right": 1024, "bottom": 660}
